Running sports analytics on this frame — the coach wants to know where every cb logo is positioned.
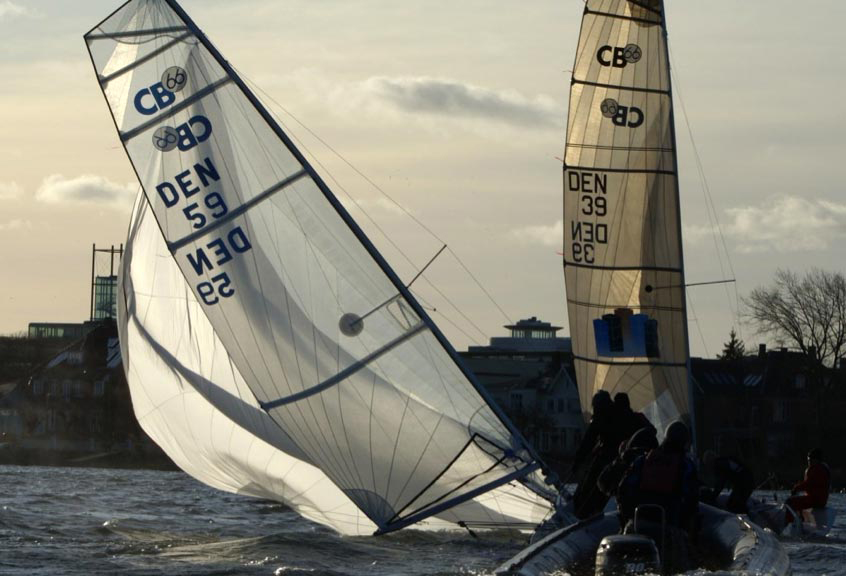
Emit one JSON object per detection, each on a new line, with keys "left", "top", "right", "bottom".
{"left": 597, "top": 44, "right": 642, "bottom": 68}
{"left": 600, "top": 99, "right": 644, "bottom": 128}
{"left": 152, "top": 115, "right": 213, "bottom": 152}
{"left": 133, "top": 67, "right": 189, "bottom": 116}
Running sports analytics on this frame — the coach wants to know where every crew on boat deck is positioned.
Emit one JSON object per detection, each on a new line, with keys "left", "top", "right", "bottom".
{"left": 617, "top": 420, "right": 699, "bottom": 533}
{"left": 597, "top": 424, "right": 658, "bottom": 529}
{"left": 786, "top": 448, "right": 831, "bottom": 521}
{"left": 613, "top": 392, "right": 656, "bottom": 445}
{"left": 700, "top": 450, "right": 754, "bottom": 514}
{"left": 571, "top": 390, "right": 618, "bottom": 518}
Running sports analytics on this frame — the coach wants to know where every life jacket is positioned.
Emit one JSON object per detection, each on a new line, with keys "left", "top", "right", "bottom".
{"left": 639, "top": 450, "right": 683, "bottom": 495}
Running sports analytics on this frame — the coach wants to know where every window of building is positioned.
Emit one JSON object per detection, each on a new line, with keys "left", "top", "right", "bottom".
{"left": 62, "top": 380, "right": 72, "bottom": 399}
{"left": 94, "top": 381, "right": 105, "bottom": 397}
{"left": 773, "top": 401, "right": 787, "bottom": 424}
{"left": 510, "top": 393, "right": 523, "bottom": 411}
{"left": 93, "top": 275, "right": 119, "bottom": 320}
{"left": 557, "top": 398, "right": 564, "bottom": 413}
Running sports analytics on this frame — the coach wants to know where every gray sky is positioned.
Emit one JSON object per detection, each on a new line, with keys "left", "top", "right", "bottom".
{"left": 1, "top": 0, "right": 844, "bottom": 358}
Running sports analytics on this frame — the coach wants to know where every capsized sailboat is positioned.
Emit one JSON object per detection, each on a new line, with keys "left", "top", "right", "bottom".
{"left": 498, "top": 0, "right": 791, "bottom": 573}
{"left": 85, "top": 0, "right": 556, "bottom": 537}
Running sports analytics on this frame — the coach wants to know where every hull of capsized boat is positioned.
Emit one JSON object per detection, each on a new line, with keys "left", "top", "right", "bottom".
{"left": 495, "top": 503, "right": 791, "bottom": 576}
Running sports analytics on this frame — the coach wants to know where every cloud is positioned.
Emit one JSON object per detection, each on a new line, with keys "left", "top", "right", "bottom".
{"left": 509, "top": 219, "right": 562, "bottom": 247}
{"left": 725, "top": 196, "right": 846, "bottom": 253}
{"left": 0, "top": 1, "right": 31, "bottom": 19}
{"left": 360, "top": 76, "right": 561, "bottom": 128}
{"left": 0, "top": 219, "right": 32, "bottom": 232}
{"left": 0, "top": 181, "right": 21, "bottom": 200}
{"left": 35, "top": 174, "right": 136, "bottom": 210}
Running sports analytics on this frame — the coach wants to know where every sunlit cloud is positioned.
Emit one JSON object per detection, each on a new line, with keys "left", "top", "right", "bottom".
{"left": 0, "top": 219, "right": 32, "bottom": 232}
{"left": 35, "top": 174, "right": 136, "bottom": 210}
{"left": 509, "top": 219, "right": 562, "bottom": 247}
{"left": 363, "top": 76, "right": 560, "bottom": 128}
{"left": 0, "top": 1, "right": 32, "bottom": 19}
{"left": 0, "top": 181, "right": 22, "bottom": 200}
{"left": 725, "top": 196, "right": 846, "bottom": 253}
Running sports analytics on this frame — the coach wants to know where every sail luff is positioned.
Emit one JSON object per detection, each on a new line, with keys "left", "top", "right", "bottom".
{"left": 658, "top": 5, "right": 696, "bottom": 448}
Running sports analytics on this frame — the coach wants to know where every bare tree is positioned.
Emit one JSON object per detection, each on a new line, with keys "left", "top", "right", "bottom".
{"left": 743, "top": 268, "right": 846, "bottom": 368}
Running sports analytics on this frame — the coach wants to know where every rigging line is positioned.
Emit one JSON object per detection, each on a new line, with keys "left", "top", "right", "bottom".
{"left": 668, "top": 50, "right": 742, "bottom": 338}
{"left": 243, "top": 98, "right": 489, "bottom": 345}
{"left": 647, "top": 278, "right": 736, "bottom": 291}
{"left": 686, "top": 289, "right": 710, "bottom": 359}
{"left": 407, "top": 244, "right": 447, "bottom": 289}
{"left": 241, "top": 73, "right": 513, "bottom": 328}
{"left": 235, "top": 76, "right": 484, "bottom": 343}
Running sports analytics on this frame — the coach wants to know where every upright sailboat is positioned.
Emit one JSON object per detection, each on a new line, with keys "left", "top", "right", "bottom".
{"left": 562, "top": 0, "right": 692, "bottom": 434}
{"left": 496, "top": 3, "right": 791, "bottom": 572}
{"left": 85, "top": 0, "right": 554, "bottom": 536}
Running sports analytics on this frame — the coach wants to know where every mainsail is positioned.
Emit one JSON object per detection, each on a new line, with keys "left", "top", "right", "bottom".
{"left": 87, "top": 0, "right": 553, "bottom": 535}
{"left": 562, "top": 0, "right": 692, "bottom": 434}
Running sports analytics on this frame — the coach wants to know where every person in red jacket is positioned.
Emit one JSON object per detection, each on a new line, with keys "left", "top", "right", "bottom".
{"left": 786, "top": 448, "right": 831, "bottom": 521}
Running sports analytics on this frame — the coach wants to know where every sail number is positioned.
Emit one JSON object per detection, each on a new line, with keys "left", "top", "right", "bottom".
{"left": 567, "top": 170, "right": 609, "bottom": 265}
{"left": 152, "top": 155, "right": 255, "bottom": 307}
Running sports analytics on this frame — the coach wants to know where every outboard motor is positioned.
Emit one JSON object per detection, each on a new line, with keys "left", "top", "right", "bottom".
{"left": 594, "top": 534, "right": 660, "bottom": 575}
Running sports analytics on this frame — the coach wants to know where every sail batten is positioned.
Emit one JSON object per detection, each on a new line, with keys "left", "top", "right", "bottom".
{"left": 89, "top": 0, "right": 553, "bottom": 535}
{"left": 563, "top": 0, "right": 691, "bottom": 434}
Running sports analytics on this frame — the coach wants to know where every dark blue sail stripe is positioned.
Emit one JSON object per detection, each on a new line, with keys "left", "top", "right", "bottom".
{"left": 120, "top": 77, "right": 232, "bottom": 142}
{"left": 168, "top": 169, "right": 309, "bottom": 252}
{"left": 100, "top": 33, "right": 193, "bottom": 84}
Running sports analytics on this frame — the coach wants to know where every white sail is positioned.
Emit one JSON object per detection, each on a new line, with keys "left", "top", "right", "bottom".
{"left": 562, "top": 0, "right": 691, "bottom": 433}
{"left": 88, "top": 0, "right": 552, "bottom": 535}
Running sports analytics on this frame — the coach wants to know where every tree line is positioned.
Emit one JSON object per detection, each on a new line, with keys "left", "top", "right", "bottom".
{"left": 720, "top": 268, "right": 846, "bottom": 370}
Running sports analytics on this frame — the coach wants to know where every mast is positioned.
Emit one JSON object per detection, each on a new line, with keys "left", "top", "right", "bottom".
{"left": 660, "top": 4, "right": 697, "bottom": 450}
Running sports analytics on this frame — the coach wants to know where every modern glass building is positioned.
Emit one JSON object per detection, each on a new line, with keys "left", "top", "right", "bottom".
{"left": 92, "top": 275, "right": 118, "bottom": 320}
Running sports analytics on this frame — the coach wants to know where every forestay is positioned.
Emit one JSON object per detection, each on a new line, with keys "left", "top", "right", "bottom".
{"left": 87, "top": 0, "right": 552, "bottom": 535}
{"left": 562, "top": 0, "right": 692, "bottom": 434}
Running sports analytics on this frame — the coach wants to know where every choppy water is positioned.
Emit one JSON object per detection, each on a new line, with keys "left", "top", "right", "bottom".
{"left": 1, "top": 465, "right": 844, "bottom": 575}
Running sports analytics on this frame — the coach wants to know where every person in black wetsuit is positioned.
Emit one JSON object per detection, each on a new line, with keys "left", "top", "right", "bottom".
{"left": 613, "top": 392, "right": 656, "bottom": 447}
{"left": 617, "top": 421, "right": 699, "bottom": 573}
{"left": 571, "top": 390, "right": 619, "bottom": 518}
{"left": 700, "top": 450, "right": 754, "bottom": 514}
{"left": 617, "top": 421, "right": 699, "bottom": 532}
{"left": 597, "top": 425, "right": 659, "bottom": 511}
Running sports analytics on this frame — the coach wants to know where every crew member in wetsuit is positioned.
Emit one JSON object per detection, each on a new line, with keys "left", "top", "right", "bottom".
{"left": 617, "top": 421, "right": 699, "bottom": 532}
{"left": 700, "top": 450, "right": 754, "bottom": 514}
{"left": 571, "top": 390, "right": 618, "bottom": 518}
{"left": 613, "top": 392, "right": 656, "bottom": 446}
{"left": 617, "top": 421, "right": 699, "bottom": 573}
{"left": 786, "top": 448, "right": 831, "bottom": 522}
{"left": 597, "top": 425, "right": 659, "bottom": 527}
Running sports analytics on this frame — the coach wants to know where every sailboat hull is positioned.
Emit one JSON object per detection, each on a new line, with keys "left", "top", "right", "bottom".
{"left": 496, "top": 503, "right": 790, "bottom": 576}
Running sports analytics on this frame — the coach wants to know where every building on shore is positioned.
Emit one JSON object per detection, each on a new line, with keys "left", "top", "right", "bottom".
{"left": 460, "top": 317, "right": 585, "bottom": 475}
{"left": 0, "top": 245, "right": 174, "bottom": 469}
{"left": 692, "top": 344, "right": 845, "bottom": 487}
